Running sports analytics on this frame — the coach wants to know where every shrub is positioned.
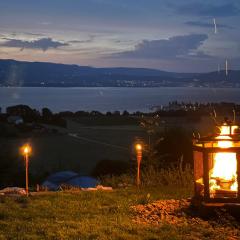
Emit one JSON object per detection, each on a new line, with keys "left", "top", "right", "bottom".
{"left": 100, "top": 161, "right": 193, "bottom": 189}
{"left": 141, "top": 163, "right": 193, "bottom": 187}
{"left": 100, "top": 174, "right": 134, "bottom": 188}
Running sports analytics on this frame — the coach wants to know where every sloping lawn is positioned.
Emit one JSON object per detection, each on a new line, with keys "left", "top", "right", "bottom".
{"left": 0, "top": 186, "right": 238, "bottom": 240}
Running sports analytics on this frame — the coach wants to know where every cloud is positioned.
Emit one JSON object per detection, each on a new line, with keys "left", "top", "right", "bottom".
{"left": 176, "top": 3, "right": 240, "bottom": 17}
{"left": 68, "top": 35, "right": 95, "bottom": 44}
{"left": 0, "top": 37, "right": 68, "bottom": 51}
{"left": 113, "top": 34, "right": 208, "bottom": 60}
{"left": 9, "top": 32, "right": 43, "bottom": 37}
{"left": 185, "top": 21, "right": 233, "bottom": 30}
{"left": 22, "top": 32, "right": 44, "bottom": 37}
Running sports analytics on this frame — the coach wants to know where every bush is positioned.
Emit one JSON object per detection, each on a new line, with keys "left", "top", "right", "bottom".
{"left": 141, "top": 162, "right": 193, "bottom": 187}
{"left": 100, "top": 174, "right": 134, "bottom": 188}
{"left": 101, "top": 162, "right": 193, "bottom": 189}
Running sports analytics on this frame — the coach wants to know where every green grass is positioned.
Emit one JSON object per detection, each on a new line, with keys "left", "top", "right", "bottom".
{"left": 0, "top": 186, "right": 239, "bottom": 240}
{"left": 0, "top": 186, "right": 193, "bottom": 240}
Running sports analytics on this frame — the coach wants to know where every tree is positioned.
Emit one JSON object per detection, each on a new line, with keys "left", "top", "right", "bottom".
{"left": 6, "top": 105, "right": 40, "bottom": 122}
{"left": 139, "top": 116, "right": 192, "bottom": 169}
{"left": 42, "top": 108, "right": 53, "bottom": 119}
{"left": 140, "top": 115, "right": 161, "bottom": 148}
{"left": 106, "top": 112, "right": 112, "bottom": 116}
{"left": 122, "top": 110, "right": 129, "bottom": 116}
{"left": 113, "top": 111, "right": 121, "bottom": 116}
{"left": 152, "top": 127, "right": 193, "bottom": 168}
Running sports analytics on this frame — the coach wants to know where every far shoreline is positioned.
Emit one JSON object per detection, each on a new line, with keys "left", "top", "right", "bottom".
{"left": 0, "top": 86, "right": 239, "bottom": 89}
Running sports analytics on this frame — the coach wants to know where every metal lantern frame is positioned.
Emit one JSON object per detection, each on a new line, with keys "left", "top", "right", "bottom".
{"left": 193, "top": 124, "right": 240, "bottom": 205}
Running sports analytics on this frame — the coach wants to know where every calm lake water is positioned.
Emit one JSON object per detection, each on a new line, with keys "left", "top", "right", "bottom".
{"left": 1, "top": 87, "right": 240, "bottom": 113}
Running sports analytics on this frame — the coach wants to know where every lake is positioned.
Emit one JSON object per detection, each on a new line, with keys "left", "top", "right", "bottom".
{"left": 1, "top": 87, "right": 240, "bottom": 113}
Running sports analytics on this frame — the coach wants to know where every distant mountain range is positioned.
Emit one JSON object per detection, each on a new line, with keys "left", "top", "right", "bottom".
{"left": 0, "top": 59, "right": 239, "bottom": 87}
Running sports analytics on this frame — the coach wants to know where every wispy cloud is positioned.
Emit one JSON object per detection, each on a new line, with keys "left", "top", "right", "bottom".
{"left": 68, "top": 35, "right": 95, "bottom": 44}
{"left": 0, "top": 37, "right": 68, "bottom": 51}
{"left": 112, "top": 34, "right": 208, "bottom": 60}
{"left": 21, "top": 32, "right": 44, "bottom": 37}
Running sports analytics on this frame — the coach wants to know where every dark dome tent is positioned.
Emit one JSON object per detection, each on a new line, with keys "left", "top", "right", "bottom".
{"left": 42, "top": 171, "right": 98, "bottom": 191}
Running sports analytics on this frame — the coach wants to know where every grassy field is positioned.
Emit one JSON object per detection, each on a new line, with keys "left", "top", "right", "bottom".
{"left": 1, "top": 186, "right": 239, "bottom": 240}
{"left": 0, "top": 121, "right": 146, "bottom": 178}
{"left": 0, "top": 116, "right": 214, "bottom": 179}
{"left": 0, "top": 186, "right": 194, "bottom": 240}
{"left": 1, "top": 116, "right": 239, "bottom": 239}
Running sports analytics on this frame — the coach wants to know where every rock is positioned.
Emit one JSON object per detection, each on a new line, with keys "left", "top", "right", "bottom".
{"left": 0, "top": 187, "right": 26, "bottom": 195}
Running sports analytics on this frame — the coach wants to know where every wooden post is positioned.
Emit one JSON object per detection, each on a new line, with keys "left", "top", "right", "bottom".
{"left": 25, "top": 154, "right": 29, "bottom": 196}
{"left": 203, "top": 151, "right": 209, "bottom": 200}
{"left": 237, "top": 153, "right": 240, "bottom": 201}
{"left": 137, "top": 150, "right": 142, "bottom": 187}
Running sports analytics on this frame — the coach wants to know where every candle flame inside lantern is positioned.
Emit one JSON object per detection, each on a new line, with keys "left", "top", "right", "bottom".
{"left": 209, "top": 125, "right": 238, "bottom": 196}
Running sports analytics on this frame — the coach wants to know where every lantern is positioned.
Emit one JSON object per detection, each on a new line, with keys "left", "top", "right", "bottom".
{"left": 192, "top": 121, "right": 240, "bottom": 206}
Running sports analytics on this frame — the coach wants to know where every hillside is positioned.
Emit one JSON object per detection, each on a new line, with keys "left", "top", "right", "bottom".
{"left": 0, "top": 59, "right": 240, "bottom": 87}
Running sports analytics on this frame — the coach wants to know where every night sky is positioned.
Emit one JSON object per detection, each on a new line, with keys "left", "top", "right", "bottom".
{"left": 0, "top": 0, "right": 240, "bottom": 72}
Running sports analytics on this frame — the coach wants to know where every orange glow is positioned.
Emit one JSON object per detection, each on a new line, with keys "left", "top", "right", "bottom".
{"left": 209, "top": 125, "right": 238, "bottom": 197}
{"left": 22, "top": 144, "right": 32, "bottom": 156}
{"left": 219, "top": 125, "right": 238, "bottom": 135}
{"left": 135, "top": 144, "right": 142, "bottom": 151}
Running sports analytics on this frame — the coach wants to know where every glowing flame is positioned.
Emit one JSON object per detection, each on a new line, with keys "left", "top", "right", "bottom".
{"left": 219, "top": 125, "right": 238, "bottom": 135}
{"left": 135, "top": 144, "right": 142, "bottom": 151}
{"left": 21, "top": 144, "right": 32, "bottom": 156}
{"left": 211, "top": 151, "right": 236, "bottom": 181}
{"left": 209, "top": 125, "right": 238, "bottom": 196}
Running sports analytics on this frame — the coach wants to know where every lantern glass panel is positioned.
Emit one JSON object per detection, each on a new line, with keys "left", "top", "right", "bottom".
{"left": 208, "top": 152, "right": 238, "bottom": 199}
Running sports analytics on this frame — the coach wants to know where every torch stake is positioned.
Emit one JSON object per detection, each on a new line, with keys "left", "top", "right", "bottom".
{"left": 137, "top": 151, "right": 142, "bottom": 187}
{"left": 25, "top": 154, "right": 29, "bottom": 196}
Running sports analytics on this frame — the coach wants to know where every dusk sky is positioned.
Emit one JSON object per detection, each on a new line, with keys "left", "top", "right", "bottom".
{"left": 0, "top": 0, "right": 240, "bottom": 72}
